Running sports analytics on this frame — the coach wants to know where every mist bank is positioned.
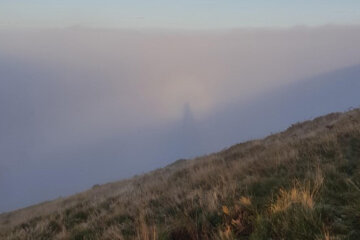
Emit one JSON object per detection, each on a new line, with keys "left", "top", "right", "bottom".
{"left": 1, "top": 26, "right": 360, "bottom": 212}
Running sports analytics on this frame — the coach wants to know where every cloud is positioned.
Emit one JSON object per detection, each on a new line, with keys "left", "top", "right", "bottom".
{"left": 2, "top": 27, "right": 360, "bottom": 124}
{"left": 1, "top": 26, "right": 360, "bottom": 158}
{"left": 1, "top": 25, "right": 360, "bottom": 211}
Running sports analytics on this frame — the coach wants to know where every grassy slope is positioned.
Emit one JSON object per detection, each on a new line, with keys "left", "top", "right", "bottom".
{"left": 1, "top": 108, "right": 360, "bottom": 240}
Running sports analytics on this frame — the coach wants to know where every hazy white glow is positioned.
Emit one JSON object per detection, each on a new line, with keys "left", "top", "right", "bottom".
{"left": 1, "top": 27, "right": 360, "bottom": 140}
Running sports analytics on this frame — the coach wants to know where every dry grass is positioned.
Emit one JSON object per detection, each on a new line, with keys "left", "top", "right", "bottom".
{"left": 239, "top": 196, "right": 252, "bottom": 207}
{"left": 270, "top": 170, "right": 323, "bottom": 213}
{"left": 1, "top": 108, "right": 360, "bottom": 239}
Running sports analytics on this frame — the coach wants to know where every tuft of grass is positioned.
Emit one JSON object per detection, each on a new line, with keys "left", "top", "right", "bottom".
{"left": 270, "top": 179, "right": 321, "bottom": 213}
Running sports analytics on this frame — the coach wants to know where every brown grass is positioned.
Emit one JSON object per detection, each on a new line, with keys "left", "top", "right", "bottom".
{"left": 1, "top": 108, "right": 360, "bottom": 239}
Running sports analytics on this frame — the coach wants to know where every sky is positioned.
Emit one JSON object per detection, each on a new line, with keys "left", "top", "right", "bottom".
{"left": 1, "top": 1, "right": 360, "bottom": 213}
{"left": 1, "top": 0, "right": 360, "bottom": 29}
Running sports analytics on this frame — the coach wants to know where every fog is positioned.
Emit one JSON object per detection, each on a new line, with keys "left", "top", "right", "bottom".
{"left": 1, "top": 26, "right": 360, "bottom": 212}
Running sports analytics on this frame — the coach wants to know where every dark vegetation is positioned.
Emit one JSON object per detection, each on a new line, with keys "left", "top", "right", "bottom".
{"left": 1, "top": 109, "right": 360, "bottom": 239}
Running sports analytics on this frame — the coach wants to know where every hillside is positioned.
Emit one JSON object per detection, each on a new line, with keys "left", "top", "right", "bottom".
{"left": 1, "top": 37, "right": 360, "bottom": 214}
{"left": 1, "top": 108, "right": 360, "bottom": 239}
